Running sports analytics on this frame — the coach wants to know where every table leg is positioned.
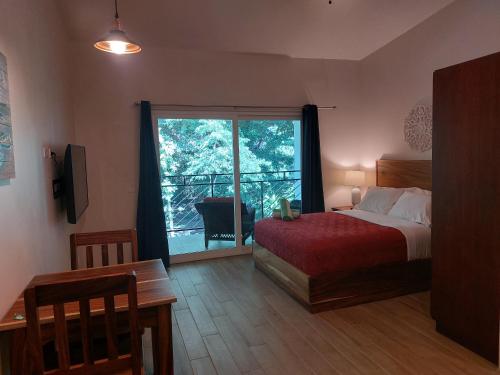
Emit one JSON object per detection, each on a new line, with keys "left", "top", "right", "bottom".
{"left": 151, "top": 305, "right": 173, "bottom": 375}
{"left": 151, "top": 326, "right": 160, "bottom": 373}
{"left": 10, "top": 328, "right": 27, "bottom": 375}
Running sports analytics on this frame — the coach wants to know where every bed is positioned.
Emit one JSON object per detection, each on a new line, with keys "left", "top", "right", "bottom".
{"left": 253, "top": 160, "right": 432, "bottom": 313}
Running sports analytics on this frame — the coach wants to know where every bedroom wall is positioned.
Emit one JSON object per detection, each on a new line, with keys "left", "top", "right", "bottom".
{"left": 320, "top": 0, "right": 500, "bottom": 207}
{"left": 292, "top": 58, "right": 363, "bottom": 208}
{"left": 71, "top": 47, "right": 361, "bottom": 231}
{"left": 0, "top": 0, "right": 74, "bottom": 327}
{"left": 358, "top": 0, "right": 500, "bottom": 165}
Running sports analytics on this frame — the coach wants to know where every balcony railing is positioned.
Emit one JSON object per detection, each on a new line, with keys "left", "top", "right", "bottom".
{"left": 161, "top": 170, "right": 301, "bottom": 236}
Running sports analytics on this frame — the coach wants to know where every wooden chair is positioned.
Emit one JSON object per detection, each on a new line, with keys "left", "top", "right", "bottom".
{"left": 24, "top": 272, "right": 142, "bottom": 374}
{"left": 70, "top": 230, "right": 138, "bottom": 270}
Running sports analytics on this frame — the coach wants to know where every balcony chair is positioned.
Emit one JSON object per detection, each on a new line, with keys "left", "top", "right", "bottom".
{"left": 195, "top": 197, "right": 256, "bottom": 249}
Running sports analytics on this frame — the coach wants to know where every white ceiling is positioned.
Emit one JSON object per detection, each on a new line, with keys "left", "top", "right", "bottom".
{"left": 57, "top": 0, "right": 455, "bottom": 60}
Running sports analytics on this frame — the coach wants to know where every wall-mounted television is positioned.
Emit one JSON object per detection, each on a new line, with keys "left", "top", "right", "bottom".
{"left": 64, "top": 144, "right": 88, "bottom": 224}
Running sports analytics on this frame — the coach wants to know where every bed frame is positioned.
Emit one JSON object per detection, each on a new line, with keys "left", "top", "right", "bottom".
{"left": 253, "top": 159, "right": 432, "bottom": 313}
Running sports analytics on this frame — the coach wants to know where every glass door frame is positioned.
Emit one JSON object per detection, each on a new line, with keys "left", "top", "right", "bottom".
{"left": 153, "top": 107, "right": 301, "bottom": 264}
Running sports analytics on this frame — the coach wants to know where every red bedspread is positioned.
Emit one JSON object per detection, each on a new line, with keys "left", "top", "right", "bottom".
{"left": 254, "top": 212, "right": 407, "bottom": 278}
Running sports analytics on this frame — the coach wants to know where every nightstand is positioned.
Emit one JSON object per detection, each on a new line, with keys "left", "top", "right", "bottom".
{"left": 331, "top": 206, "right": 353, "bottom": 211}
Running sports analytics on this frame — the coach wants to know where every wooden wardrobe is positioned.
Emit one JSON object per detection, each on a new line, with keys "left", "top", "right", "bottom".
{"left": 432, "top": 52, "right": 500, "bottom": 365}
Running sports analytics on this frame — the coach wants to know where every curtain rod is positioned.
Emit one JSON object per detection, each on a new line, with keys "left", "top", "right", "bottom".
{"left": 134, "top": 102, "right": 336, "bottom": 110}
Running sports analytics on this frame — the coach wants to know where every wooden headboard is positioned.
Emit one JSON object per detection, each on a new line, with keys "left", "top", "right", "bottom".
{"left": 376, "top": 160, "right": 432, "bottom": 190}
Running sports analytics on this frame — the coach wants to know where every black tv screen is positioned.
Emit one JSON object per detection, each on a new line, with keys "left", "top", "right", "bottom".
{"left": 64, "top": 145, "right": 88, "bottom": 224}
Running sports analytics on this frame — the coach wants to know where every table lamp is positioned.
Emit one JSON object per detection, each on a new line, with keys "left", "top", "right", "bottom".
{"left": 345, "top": 170, "right": 366, "bottom": 205}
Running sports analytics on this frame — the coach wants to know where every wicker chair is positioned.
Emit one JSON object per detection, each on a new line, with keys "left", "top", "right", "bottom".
{"left": 195, "top": 198, "right": 255, "bottom": 249}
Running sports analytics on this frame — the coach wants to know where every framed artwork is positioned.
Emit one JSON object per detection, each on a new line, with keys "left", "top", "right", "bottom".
{"left": 0, "top": 51, "right": 14, "bottom": 179}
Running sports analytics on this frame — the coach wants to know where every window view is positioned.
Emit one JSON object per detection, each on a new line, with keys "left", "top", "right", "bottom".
{"left": 157, "top": 116, "right": 301, "bottom": 256}
{"left": 158, "top": 118, "right": 235, "bottom": 255}
{"left": 238, "top": 119, "right": 301, "bottom": 221}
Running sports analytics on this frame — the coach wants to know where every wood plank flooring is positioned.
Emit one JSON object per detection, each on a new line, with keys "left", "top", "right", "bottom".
{"left": 160, "top": 255, "right": 499, "bottom": 375}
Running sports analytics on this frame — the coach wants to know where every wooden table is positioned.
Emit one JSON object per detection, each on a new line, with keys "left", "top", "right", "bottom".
{"left": 0, "top": 260, "right": 176, "bottom": 374}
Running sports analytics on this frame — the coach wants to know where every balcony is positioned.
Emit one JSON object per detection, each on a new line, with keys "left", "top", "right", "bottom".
{"left": 162, "top": 170, "right": 301, "bottom": 255}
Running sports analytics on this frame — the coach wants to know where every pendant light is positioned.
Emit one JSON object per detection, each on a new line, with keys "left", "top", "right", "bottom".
{"left": 94, "top": 0, "right": 141, "bottom": 55}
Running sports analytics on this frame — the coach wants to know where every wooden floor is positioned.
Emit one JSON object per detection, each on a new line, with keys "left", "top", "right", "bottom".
{"left": 159, "top": 255, "right": 498, "bottom": 375}
{"left": 168, "top": 232, "right": 235, "bottom": 255}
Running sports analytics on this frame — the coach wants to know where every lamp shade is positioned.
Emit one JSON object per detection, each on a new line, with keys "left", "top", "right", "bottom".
{"left": 345, "top": 170, "right": 365, "bottom": 186}
{"left": 94, "top": 20, "right": 141, "bottom": 55}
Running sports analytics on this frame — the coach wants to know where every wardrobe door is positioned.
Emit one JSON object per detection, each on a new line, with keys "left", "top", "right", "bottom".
{"left": 432, "top": 52, "right": 500, "bottom": 365}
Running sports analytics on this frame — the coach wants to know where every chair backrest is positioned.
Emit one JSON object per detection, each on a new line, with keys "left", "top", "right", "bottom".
{"left": 24, "top": 272, "right": 142, "bottom": 375}
{"left": 201, "top": 197, "right": 250, "bottom": 214}
{"left": 195, "top": 201, "right": 250, "bottom": 233}
{"left": 70, "top": 229, "right": 138, "bottom": 270}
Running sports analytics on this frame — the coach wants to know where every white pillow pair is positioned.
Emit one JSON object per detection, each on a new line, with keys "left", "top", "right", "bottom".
{"left": 355, "top": 186, "right": 403, "bottom": 215}
{"left": 355, "top": 186, "right": 432, "bottom": 226}
{"left": 388, "top": 191, "right": 432, "bottom": 227}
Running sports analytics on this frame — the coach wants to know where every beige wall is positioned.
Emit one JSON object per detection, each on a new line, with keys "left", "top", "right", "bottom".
{"left": 359, "top": 0, "right": 500, "bottom": 162}
{"left": 292, "top": 58, "right": 363, "bottom": 208}
{"left": 72, "top": 47, "right": 361, "bottom": 230}
{"left": 331, "top": 0, "right": 500, "bottom": 206}
{"left": 0, "top": 0, "right": 74, "bottom": 323}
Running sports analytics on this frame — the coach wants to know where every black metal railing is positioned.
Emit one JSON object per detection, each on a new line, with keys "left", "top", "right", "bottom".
{"left": 161, "top": 170, "right": 301, "bottom": 235}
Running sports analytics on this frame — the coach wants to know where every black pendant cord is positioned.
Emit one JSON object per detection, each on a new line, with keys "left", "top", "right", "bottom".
{"left": 114, "top": 0, "right": 119, "bottom": 19}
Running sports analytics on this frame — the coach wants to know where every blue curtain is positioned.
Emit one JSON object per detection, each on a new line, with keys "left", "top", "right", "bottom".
{"left": 136, "top": 101, "right": 170, "bottom": 268}
{"left": 301, "top": 104, "right": 325, "bottom": 213}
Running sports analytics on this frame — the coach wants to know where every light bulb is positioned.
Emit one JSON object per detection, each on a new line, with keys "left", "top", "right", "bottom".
{"left": 109, "top": 41, "right": 128, "bottom": 54}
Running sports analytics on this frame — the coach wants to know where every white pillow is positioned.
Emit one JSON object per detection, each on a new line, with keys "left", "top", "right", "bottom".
{"left": 388, "top": 191, "right": 432, "bottom": 226}
{"left": 355, "top": 186, "right": 404, "bottom": 214}
{"left": 404, "top": 187, "right": 432, "bottom": 196}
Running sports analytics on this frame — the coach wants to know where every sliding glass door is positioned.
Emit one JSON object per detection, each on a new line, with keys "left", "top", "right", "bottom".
{"left": 154, "top": 110, "right": 301, "bottom": 262}
{"left": 238, "top": 119, "right": 301, "bottom": 223}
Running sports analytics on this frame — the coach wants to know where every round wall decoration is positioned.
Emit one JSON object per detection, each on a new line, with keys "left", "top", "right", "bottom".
{"left": 404, "top": 104, "right": 432, "bottom": 152}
